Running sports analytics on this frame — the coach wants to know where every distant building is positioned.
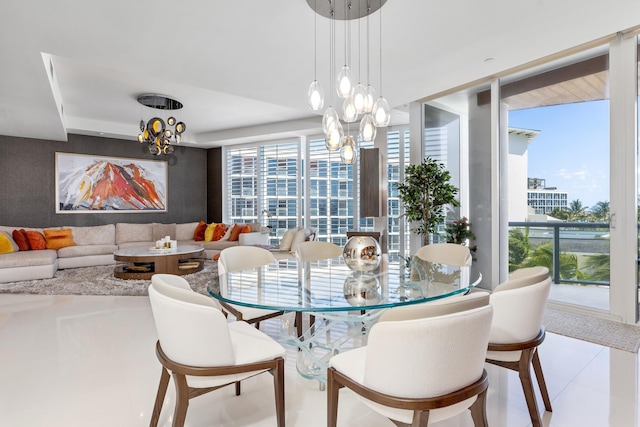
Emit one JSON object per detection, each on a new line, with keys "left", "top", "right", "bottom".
{"left": 527, "top": 178, "right": 568, "bottom": 214}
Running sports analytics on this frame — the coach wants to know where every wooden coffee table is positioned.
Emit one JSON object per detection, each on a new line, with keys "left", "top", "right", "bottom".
{"left": 113, "top": 245, "right": 205, "bottom": 280}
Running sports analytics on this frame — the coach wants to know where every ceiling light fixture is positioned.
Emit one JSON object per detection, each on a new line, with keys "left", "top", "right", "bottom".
{"left": 136, "top": 94, "right": 186, "bottom": 156}
{"left": 307, "top": 0, "right": 388, "bottom": 159}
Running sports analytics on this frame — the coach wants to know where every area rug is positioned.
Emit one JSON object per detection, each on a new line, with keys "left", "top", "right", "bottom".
{"left": 0, "top": 262, "right": 218, "bottom": 297}
{"left": 543, "top": 307, "right": 640, "bottom": 353}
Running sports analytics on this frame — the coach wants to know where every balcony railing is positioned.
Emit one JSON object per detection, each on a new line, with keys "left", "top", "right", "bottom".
{"left": 509, "top": 221, "right": 610, "bottom": 286}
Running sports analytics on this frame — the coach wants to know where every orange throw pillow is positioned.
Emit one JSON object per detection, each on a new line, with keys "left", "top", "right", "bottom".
{"left": 12, "top": 229, "right": 30, "bottom": 251}
{"left": 228, "top": 224, "right": 243, "bottom": 242}
{"left": 24, "top": 231, "right": 47, "bottom": 250}
{"left": 193, "top": 221, "right": 207, "bottom": 241}
{"left": 241, "top": 224, "right": 252, "bottom": 234}
{"left": 44, "top": 228, "right": 76, "bottom": 250}
{"left": 212, "top": 223, "right": 229, "bottom": 241}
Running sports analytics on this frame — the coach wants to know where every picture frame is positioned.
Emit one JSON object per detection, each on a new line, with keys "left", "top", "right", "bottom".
{"left": 55, "top": 152, "right": 168, "bottom": 213}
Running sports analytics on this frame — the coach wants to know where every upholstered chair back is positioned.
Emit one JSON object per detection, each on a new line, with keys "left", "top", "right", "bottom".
{"left": 151, "top": 273, "right": 191, "bottom": 291}
{"left": 149, "top": 279, "right": 235, "bottom": 367}
{"left": 294, "top": 240, "right": 342, "bottom": 262}
{"left": 218, "top": 246, "right": 275, "bottom": 275}
{"left": 489, "top": 271, "right": 551, "bottom": 346}
{"left": 363, "top": 293, "right": 493, "bottom": 407}
{"left": 414, "top": 243, "right": 472, "bottom": 267}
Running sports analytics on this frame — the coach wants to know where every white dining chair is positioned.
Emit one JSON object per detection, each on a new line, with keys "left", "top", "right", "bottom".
{"left": 294, "top": 240, "right": 342, "bottom": 263}
{"left": 414, "top": 242, "right": 472, "bottom": 267}
{"left": 486, "top": 266, "right": 552, "bottom": 427}
{"left": 327, "top": 292, "right": 493, "bottom": 426}
{"left": 147, "top": 277, "right": 286, "bottom": 427}
{"left": 217, "top": 246, "right": 285, "bottom": 328}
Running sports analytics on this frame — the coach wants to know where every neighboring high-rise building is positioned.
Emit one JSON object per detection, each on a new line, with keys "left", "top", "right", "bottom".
{"left": 527, "top": 178, "right": 568, "bottom": 214}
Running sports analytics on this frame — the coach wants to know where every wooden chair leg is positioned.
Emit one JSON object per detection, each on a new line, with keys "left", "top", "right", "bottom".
{"left": 532, "top": 350, "right": 552, "bottom": 411}
{"left": 235, "top": 381, "right": 241, "bottom": 396}
{"left": 171, "top": 373, "right": 190, "bottom": 427}
{"left": 469, "top": 387, "right": 488, "bottom": 427}
{"left": 295, "top": 312, "right": 303, "bottom": 339}
{"left": 410, "top": 410, "right": 429, "bottom": 427}
{"left": 273, "top": 358, "right": 286, "bottom": 427}
{"left": 327, "top": 368, "right": 341, "bottom": 427}
{"left": 518, "top": 349, "right": 542, "bottom": 427}
{"left": 149, "top": 367, "right": 170, "bottom": 427}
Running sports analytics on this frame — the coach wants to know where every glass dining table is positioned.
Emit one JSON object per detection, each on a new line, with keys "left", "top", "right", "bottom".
{"left": 208, "top": 256, "right": 481, "bottom": 387}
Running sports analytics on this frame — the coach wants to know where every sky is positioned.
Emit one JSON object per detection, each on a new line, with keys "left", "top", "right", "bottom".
{"left": 508, "top": 100, "right": 610, "bottom": 210}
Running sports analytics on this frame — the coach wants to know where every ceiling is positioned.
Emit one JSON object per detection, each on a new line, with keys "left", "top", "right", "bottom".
{"left": 1, "top": 0, "right": 639, "bottom": 149}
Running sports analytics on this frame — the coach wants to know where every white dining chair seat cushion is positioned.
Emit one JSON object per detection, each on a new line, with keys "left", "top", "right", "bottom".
{"left": 329, "top": 302, "right": 493, "bottom": 424}
{"left": 487, "top": 277, "right": 551, "bottom": 362}
{"left": 186, "top": 320, "right": 286, "bottom": 389}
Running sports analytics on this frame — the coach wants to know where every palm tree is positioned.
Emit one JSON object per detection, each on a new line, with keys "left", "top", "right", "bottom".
{"left": 522, "top": 243, "right": 578, "bottom": 280}
{"left": 508, "top": 228, "right": 530, "bottom": 271}
{"left": 583, "top": 254, "right": 610, "bottom": 282}
{"left": 589, "top": 201, "right": 610, "bottom": 223}
{"left": 567, "top": 199, "right": 588, "bottom": 221}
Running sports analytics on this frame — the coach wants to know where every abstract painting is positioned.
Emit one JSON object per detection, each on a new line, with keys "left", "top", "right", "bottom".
{"left": 56, "top": 152, "right": 167, "bottom": 213}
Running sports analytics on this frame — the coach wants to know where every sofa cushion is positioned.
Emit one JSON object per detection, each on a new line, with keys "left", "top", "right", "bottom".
{"left": 213, "top": 223, "right": 229, "bottom": 241}
{"left": 152, "top": 223, "right": 176, "bottom": 242}
{"left": 279, "top": 227, "right": 300, "bottom": 251}
{"left": 116, "top": 223, "right": 153, "bottom": 244}
{"left": 25, "top": 231, "right": 47, "bottom": 250}
{"left": 290, "top": 228, "right": 313, "bottom": 253}
{"left": 70, "top": 224, "right": 115, "bottom": 246}
{"left": 0, "top": 249, "right": 57, "bottom": 268}
{"left": 44, "top": 228, "right": 76, "bottom": 250}
{"left": 228, "top": 224, "right": 243, "bottom": 242}
{"left": 192, "top": 221, "right": 207, "bottom": 241}
{"left": 0, "top": 231, "right": 17, "bottom": 254}
{"left": 201, "top": 240, "right": 238, "bottom": 251}
{"left": 175, "top": 222, "right": 199, "bottom": 241}
{"left": 58, "top": 244, "right": 118, "bottom": 258}
{"left": 12, "top": 229, "right": 30, "bottom": 251}
{"left": 205, "top": 223, "right": 219, "bottom": 242}
{"left": 117, "top": 241, "right": 155, "bottom": 249}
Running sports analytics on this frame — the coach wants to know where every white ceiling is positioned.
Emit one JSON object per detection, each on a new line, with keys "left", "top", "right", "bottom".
{"left": 1, "top": 0, "right": 639, "bottom": 149}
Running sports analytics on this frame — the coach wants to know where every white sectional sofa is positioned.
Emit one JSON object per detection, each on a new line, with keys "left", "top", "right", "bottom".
{"left": 0, "top": 222, "right": 269, "bottom": 283}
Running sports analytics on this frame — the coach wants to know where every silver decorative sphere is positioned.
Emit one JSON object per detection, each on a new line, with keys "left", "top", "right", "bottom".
{"left": 343, "top": 273, "right": 381, "bottom": 306}
{"left": 342, "top": 236, "right": 381, "bottom": 272}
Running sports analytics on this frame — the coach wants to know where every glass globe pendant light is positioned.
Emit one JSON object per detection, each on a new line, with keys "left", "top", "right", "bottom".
{"left": 336, "top": 65, "right": 353, "bottom": 99}
{"left": 359, "top": 113, "right": 377, "bottom": 142}
{"left": 325, "top": 121, "right": 344, "bottom": 151}
{"left": 308, "top": 80, "right": 324, "bottom": 111}
{"left": 364, "top": 85, "right": 375, "bottom": 113}
{"left": 352, "top": 83, "right": 367, "bottom": 114}
{"left": 372, "top": 96, "right": 391, "bottom": 127}
{"left": 343, "top": 97, "right": 358, "bottom": 123}
{"left": 340, "top": 134, "right": 358, "bottom": 164}
{"left": 322, "top": 106, "right": 340, "bottom": 134}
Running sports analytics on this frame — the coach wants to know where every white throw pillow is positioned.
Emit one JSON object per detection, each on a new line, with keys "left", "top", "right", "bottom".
{"left": 279, "top": 228, "right": 299, "bottom": 251}
{"left": 290, "top": 228, "right": 312, "bottom": 253}
{"left": 218, "top": 224, "right": 233, "bottom": 241}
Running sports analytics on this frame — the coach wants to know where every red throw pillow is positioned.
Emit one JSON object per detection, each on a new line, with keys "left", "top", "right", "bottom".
{"left": 12, "top": 229, "right": 30, "bottom": 251}
{"left": 193, "top": 221, "right": 207, "bottom": 241}
{"left": 212, "top": 253, "right": 220, "bottom": 261}
{"left": 228, "top": 224, "right": 243, "bottom": 242}
{"left": 24, "top": 231, "right": 47, "bottom": 250}
{"left": 212, "top": 223, "right": 229, "bottom": 241}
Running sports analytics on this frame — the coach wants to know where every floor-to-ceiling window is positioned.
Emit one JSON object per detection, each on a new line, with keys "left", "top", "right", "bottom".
{"left": 500, "top": 48, "right": 612, "bottom": 312}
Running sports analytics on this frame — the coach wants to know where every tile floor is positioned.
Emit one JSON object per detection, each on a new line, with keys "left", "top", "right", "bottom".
{"left": 0, "top": 293, "right": 639, "bottom": 427}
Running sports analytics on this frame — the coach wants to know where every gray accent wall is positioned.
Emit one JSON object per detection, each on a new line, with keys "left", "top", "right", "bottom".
{"left": 0, "top": 133, "right": 210, "bottom": 228}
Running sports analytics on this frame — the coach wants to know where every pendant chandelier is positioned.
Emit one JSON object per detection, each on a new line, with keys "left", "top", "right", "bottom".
{"left": 306, "top": 0, "right": 390, "bottom": 160}
{"left": 136, "top": 94, "right": 186, "bottom": 156}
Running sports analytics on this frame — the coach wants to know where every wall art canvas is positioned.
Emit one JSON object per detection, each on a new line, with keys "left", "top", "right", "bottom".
{"left": 56, "top": 152, "right": 167, "bottom": 213}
